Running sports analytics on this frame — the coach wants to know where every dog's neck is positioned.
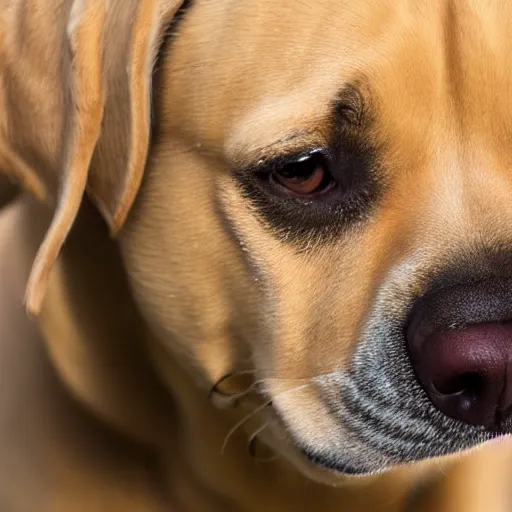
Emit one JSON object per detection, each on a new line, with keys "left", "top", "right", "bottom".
{"left": 21, "top": 196, "right": 434, "bottom": 512}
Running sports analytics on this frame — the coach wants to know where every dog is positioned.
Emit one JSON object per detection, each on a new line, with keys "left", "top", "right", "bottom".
{"left": 1, "top": 0, "right": 512, "bottom": 510}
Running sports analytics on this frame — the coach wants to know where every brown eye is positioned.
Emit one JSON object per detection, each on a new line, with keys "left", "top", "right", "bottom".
{"left": 270, "top": 152, "right": 334, "bottom": 197}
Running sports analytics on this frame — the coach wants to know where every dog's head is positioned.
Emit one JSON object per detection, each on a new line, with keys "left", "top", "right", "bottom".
{"left": 3, "top": 0, "right": 512, "bottom": 482}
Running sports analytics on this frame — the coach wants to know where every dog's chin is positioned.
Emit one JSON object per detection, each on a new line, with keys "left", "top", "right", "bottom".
{"left": 298, "top": 447, "right": 386, "bottom": 477}
{"left": 259, "top": 423, "right": 400, "bottom": 487}
{"left": 261, "top": 414, "right": 495, "bottom": 489}
{"left": 261, "top": 398, "right": 512, "bottom": 488}
{"left": 282, "top": 451, "right": 380, "bottom": 486}
{"left": 259, "top": 406, "right": 398, "bottom": 485}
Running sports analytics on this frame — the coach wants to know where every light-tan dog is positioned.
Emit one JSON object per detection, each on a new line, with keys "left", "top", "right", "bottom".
{"left": 2, "top": 0, "right": 512, "bottom": 510}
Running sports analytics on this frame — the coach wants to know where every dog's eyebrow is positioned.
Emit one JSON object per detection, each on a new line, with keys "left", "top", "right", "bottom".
{"left": 331, "top": 83, "right": 368, "bottom": 131}
{"left": 250, "top": 130, "right": 319, "bottom": 159}
{"left": 228, "top": 82, "right": 371, "bottom": 174}
{"left": 230, "top": 130, "right": 326, "bottom": 174}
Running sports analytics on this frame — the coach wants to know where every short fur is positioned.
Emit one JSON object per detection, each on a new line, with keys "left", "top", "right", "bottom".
{"left": 1, "top": 0, "right": 512, "bottom": 510}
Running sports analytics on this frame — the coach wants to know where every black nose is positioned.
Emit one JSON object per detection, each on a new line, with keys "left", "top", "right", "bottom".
{"left": 407, "top": 283, "right": 512, "bottom": 429}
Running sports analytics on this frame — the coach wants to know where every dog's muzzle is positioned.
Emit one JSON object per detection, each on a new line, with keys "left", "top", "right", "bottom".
{"left": 267, "top": 250, "right": 512, "bottom": 476}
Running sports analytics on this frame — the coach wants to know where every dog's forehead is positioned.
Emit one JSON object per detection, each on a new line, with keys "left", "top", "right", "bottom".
{"left": 167, "top": 0, "right": 512, "bottom": 157}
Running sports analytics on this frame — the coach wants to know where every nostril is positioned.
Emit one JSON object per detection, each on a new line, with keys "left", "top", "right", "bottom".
{"left": 408, "top": 320, "right": 512, "bottom": 427}
{"left": 433, "top": 373, "right": 484, "bottom": 397}
{"left": 406, "top": 276, "right": 512, "bottom": 428}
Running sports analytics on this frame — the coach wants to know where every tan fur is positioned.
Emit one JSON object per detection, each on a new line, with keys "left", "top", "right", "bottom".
{"left": 0, "top": 0, "right": 185, "bottom": 315}
{"left": 1, "top": 0, "right": 512, "bottom": 510}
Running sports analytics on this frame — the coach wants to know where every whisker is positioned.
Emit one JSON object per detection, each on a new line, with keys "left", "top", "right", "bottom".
{"left": 221, "top": 399, "right": 273, "bottom": 455}
{"left": 434, "top": 458, "right": 448, "bottom": 477}
{"left": 247, "top": 376, "right": 310, "bottom": 395}
{"left": 221, "top": 382, "right": 313, "bottom": 455}
{"left": 248, "top": 422, "right": 269, "bottom": 453}
{"left": 225, "top": 369, "right": 311, "bottom": 383}
{"left": 225, "top": 368, "right": 341, "bottom": 386}
{"left": 210, "top": 373, "right": 312, "bottom": 409}
{"left": 248, "top": 423, "right": 279, "bottom": 463}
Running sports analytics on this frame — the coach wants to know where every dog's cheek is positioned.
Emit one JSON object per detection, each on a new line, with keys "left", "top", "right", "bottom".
{"left": 216, "top": 182, "right": 378, "bottom": 382}
{"left": 117, "top": 145, "right": 260, "bottom": 388}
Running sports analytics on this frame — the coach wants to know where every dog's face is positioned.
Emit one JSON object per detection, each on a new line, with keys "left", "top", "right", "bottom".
{"left": 116, "top": 0, "right": 512, "bottom": 479}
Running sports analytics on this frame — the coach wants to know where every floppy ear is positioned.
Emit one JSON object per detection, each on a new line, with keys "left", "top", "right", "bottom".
{"left": 0, "top": 0, "right": 185, "bottom": 316}
{"left": 0, "top": 174, "right": 20, "bottom": 210}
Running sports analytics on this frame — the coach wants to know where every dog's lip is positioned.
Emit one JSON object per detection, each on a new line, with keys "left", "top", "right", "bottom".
{"left": 299, "top": 447, "right": 370, "bottom": 476}
{"left": 267, "top": 397, "right": 375, "bottom": 477}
